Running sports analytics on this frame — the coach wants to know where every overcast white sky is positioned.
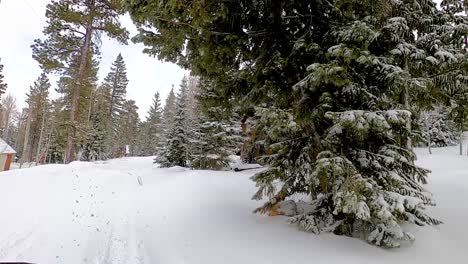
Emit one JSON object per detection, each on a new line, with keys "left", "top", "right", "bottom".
{"left": 0, "top": 0, "right": 186, "bottom": 119}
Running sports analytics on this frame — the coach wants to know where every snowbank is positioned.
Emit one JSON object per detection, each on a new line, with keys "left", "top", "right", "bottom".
{"left": 0, "top": 150, "right": 465, "bottom": 263}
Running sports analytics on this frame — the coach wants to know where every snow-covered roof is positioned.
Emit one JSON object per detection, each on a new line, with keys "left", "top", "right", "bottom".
{"left": 0, "top": 138, "right": 16, "bottom": 154}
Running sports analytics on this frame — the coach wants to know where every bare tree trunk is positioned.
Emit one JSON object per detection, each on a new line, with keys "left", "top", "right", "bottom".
{"left": 65, "top": 9, "right": 94, "bottom": 164}
{"left": 35, "top": 105, "right": 47, "bottom": 165}
{"left": 20, "top": 109, "right": 32, "bottom": 168}
{"left": 428, "top": 132, "right": 432, "bottom": 155}
{"left": 460, "top": 128, "right": 463, "bottom": 156}
{"left": 44, "top": 129, "right": 52, "bottom": 163}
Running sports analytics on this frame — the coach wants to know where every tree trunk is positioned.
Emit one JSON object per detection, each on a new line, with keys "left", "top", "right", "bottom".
{"left": 44, "top": 129, "right": 52, "bottom": 164}
{"left": 35, "top": 105, "right": 47, "bottom": 165}
{"left": 20, "top": 109, "right": 32, "bottom": 168}
{"left": 460, "top": 129, "right": 463, "bottom": 156}
{"left": 65, "top": 9, "right": 94, "bottom": 164}
{"left": 428, "top": 133, "right": 432, "bottom": 155}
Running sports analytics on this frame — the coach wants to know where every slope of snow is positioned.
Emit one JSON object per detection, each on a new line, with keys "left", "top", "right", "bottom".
{"left": 0, "top": 150, "right": 465, "bottom": 264}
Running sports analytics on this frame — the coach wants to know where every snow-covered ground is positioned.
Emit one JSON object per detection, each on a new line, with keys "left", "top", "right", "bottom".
{"left": 0, "top": 148, "right": 466, "bottom": 264}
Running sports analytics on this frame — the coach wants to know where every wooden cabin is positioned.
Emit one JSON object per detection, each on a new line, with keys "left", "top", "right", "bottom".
{"left": 0, "top": 138, "right": 15, "bottom": 171}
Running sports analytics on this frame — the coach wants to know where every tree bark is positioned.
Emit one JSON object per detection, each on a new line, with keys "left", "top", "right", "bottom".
{"left": 65, "top": 4, "right": 94, "bottom": 164}
{"left": 20, "top": 109, "right": 32, "bottom": 168}
{"left": 35, "top": 104, "right": 47, "bottom": 165}
{"left": 460, "top": 129, "right": 463, "bottom": 156}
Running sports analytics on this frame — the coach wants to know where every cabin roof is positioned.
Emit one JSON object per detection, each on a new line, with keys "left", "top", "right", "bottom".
{"left": 0, "top": 138, "right": 16, "bottom": 154}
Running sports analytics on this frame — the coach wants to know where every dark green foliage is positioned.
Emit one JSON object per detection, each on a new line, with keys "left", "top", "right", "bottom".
{"left": 32, "top": 0, "right": 128, "bottom": 73}
{"left": 32, "top": 0, "right": 129, "bottom": 163}
{"left": 126, "top": 0, "right": 468, "bottom": 247}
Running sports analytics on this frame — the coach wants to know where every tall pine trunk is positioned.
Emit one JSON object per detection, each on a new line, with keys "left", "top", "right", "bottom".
{"left": 35, "top": 105, "right": 47, "bottom": 165}
{"left": 20, "top": 109, "right": 32, "bottom": 168}
{"left": 65, "top": 10, "right": 94, "bottom": 164}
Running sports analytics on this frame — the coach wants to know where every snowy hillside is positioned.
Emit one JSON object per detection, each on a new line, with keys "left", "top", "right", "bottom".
{"left": 0, "top": 150, "right": 465, "bottom": 264}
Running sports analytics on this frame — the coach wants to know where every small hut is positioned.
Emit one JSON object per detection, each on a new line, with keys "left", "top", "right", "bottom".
{"left": 0, "top": 139, "right": 16, "bottom": 171}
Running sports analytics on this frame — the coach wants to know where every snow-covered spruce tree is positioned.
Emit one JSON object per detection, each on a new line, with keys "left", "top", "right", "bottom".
{"left": 419, "top": 107, "right": 458, "bottom": 148}
{"left": 126, "top": 0, "right": 467, "bottom": 247}
{"left": 155, "top": 78, "right": 190, "bottom": 167}
{"left": 432, "top": 1, "right": 468, "bottom": 155}
{"left": 250, "top": 0, "right": 467, "bottom": 247}
{"left": 189, "top": 78, "right": 244, "bottom": 169}
{"left": 190, "top": 109, "right": 234, "bottom": 170}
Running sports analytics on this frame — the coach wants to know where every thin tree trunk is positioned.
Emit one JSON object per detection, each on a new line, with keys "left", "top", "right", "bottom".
{"left": 428, "top": 134, "right": 432, "bottom": 155}
{"left": 460, "top": 129, "right": 463, "bottom": 156}
{"left": 35, "top": 105, "right": 47, "bottom": 165}
{"left": 20, "top": 109, "right": 32, "bottom": 168}
{"left": 65, "top": 8, "right": 94, "bottom": 164}
{"left": 44, "top": 129, "right": 52, "bottom": 163}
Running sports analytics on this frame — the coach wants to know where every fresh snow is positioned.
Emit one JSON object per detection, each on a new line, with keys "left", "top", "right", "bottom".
{"left": 0, "top": 148, "right": 466, "bottom": 263}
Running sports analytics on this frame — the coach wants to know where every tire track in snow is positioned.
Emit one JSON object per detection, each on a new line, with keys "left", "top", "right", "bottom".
{"left": 98, "top": 213, "right": 148, "bottom": 264}
{"left": 82, "top": 167, "right": 149, "bottom": 263}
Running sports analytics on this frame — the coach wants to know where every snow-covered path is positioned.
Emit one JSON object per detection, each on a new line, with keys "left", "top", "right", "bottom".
{"left": 0, "top": 151, "right": 466, "bottom": 263}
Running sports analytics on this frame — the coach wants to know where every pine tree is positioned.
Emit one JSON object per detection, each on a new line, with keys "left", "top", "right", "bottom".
{"left": 156, "top": 87, "right": 177, "bottom": 159}
{"left": 191, "top": 112, "right": 233, "bottom": 170}
{"left": 162, "top": 87, "right": 176, "bottom": 127}
{"left": 99, "top": 54, "right": 130, "bottom": 157}
{"left": 134, "top": 120, "right": 151, "bottom": 156}
{"left": 0, "top": 58, "right": 7, "bottom": 99}
{"left": 125, "top": 0, "right": 468, "bottom": 247}
{"left": 119, "top": 100, "right": 140, "bottom": 156}
{"left": 47, "top": 99, "right": 68, "bottom": 163}
{"left": 155, "top": 78, "right": 190, "bottom": 167}
{"left": 147, "top": 92, "right": 163, "bottom": 155}
{"left": 32, "top": 0, "right": 128, "bottom": 163}
{"left": 103, "top": 54, "right": 129, "bottom": 124}
{"left": 84, "top": 86, "right": 111, "bottom": 161}
{"left": 190, "top": 78, "right": 239, "bottom": 170}
{"left": 52, "top": 55, "right": 100, "bottom": 161}
{"left": 25, "top": 73, "right": 51, "bottom": 164}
